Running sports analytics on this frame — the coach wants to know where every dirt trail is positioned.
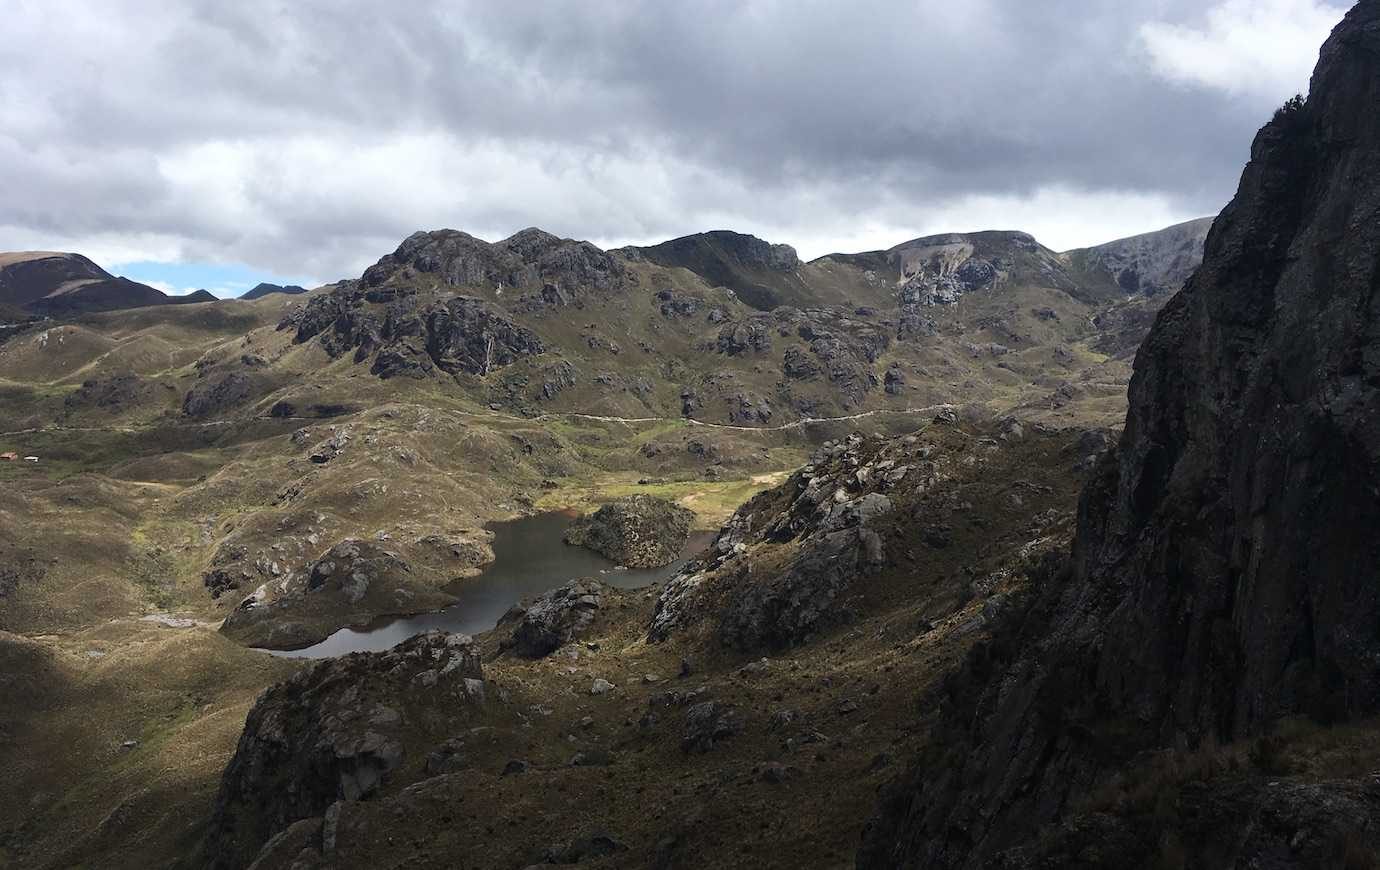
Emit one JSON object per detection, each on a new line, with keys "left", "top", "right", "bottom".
{"left": 0, "top": 404, "right": 953, "bottom": 439}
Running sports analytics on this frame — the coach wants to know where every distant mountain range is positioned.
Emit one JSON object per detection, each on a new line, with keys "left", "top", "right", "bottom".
{"left": 0, "top": 218, "right": 1212, "bottom": 319}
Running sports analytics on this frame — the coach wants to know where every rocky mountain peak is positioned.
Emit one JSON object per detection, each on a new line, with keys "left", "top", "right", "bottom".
{"left": 628, "top": 230, "right": 804, "bottom": 310}
{"left": 361, "top": 227, "right": 626, "bottom": 294}
{"left": 861, "top": 2, "right": 1380, "bottom": 866}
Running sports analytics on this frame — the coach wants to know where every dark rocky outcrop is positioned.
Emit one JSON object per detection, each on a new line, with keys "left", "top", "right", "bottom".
{"left": 650, "top": 432, "right": 908, "bottom": 648}
{"left": 564, "top": 496, "right": 694, "bottom": 568}
{"left": 293, "top": 286, "right": 543, "bottom": 378}
{"left": 717, "top": 524, "right": 884, "bottom": 650}
{"left": 362, "top": 227, "right": 627, "bottom": 297}
{"left": 182, "top": 372, "right": 255, "bottom": 417}
{"left": 204, "top": 632, "right": 485, "bottom": 870}
{"left": 861, "top": 7, "right": 1380, "bottom": 866}
{"left": 422, "top": 295, "right": 545, "bottom": 375}
{"left": 497, "top": 578, "right": 604, "bottom": 658}
{"left": 218, "top": 538, "right": 455, "bottom": 650}
{"left": 63, "top": 374, "right": 154, "bottom": 413}
{"left": 715, "top": 317, "right": 773, "bottom": 355}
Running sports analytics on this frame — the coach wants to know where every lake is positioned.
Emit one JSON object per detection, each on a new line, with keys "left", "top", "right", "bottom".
{"left": 273, "top": 510, "right": 711, "bottom": 658}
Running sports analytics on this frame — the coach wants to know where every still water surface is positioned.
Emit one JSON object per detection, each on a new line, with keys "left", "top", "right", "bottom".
{"left": 274, "top": 511, "right": 709, "bottom": 659}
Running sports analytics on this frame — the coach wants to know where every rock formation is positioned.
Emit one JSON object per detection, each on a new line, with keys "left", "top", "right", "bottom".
{"left": 497, "top": 578, "right": 605, "bottom": 658}
{"left": 290, "top": 286, "right": 544, "bottom": 378}
{"left": 362, "top": 227, "right": 627, "bottom": 297}
{"left": 204, "top": 632, "right": 486, "bottom": 870}
{"left": 563, "top": 496, "right": 694, "bottom": 568}
{"left": 860, "top": 5, "right": 1380, "bottom": 866}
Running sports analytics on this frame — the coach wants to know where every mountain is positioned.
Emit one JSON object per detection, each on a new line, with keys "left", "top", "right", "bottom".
{"left": 0, "top": 251, "right": 171, "bottom": 314}
{"left": 241, "top": 282, "right": 308, "bottom": 300}
{"left": 626, "top": 230, "right": 807, "bottom": 310}
{"left": 627, "top": 228, "right": 1098, "bottom": 313}
{"left": 0, "top": 150, "right": 1231, "bottom": 870}
{"left": 861, "top": 3, "right": 1380, "bottom": 866}
{"left": 1062, "top": 216, "right": 1214, "bottom": 301}
{"left": 172, "top": 288, "right": 219, "bottom": 304}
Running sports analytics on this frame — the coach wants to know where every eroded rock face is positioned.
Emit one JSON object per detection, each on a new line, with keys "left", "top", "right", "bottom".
{"left": 718, "top": 525, "right": 883, "bottom": 650}
{"left": 361, "top": 227, "right": 627, "bottom": 296}
{"left": 423, "top": 295, "right": 545, "bottom": 375}
{"left": 204, "top": 632, "right": 485, "bottom": 870}
{"left": 563, "top": 496, "right": 694, "bottom": 568}
{"left": 497, "top": 578, "right": 604, "bottom": 658}
{"left": 651, "top": 432, "right": 908, "bottom": 649}
{"left": 861, "top": 8, "right": 1380, "bottom": 866}
{"left": 292, "top": 287, "right": 543, "bottom": 378}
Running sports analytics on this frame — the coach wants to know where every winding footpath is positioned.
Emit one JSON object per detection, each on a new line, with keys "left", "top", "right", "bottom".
{"left": 0, "top": 403, "right": 953, "bottom": 440}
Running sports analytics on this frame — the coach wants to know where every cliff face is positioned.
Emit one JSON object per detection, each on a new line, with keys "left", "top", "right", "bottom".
{"left": 860, "top": 3, "right": 1380, "bottom": 866}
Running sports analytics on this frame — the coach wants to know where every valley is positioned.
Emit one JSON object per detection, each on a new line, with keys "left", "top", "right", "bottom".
{"left": 0, "top": 212, "right": 1198, "bottom": 868}
{"left": 4, "top": 3, "right": 1380, "bottom": 866}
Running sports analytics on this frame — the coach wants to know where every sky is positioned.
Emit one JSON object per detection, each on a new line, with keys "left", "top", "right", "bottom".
{"left": 0, "top": 0, "right": 1350, "bottom": 296}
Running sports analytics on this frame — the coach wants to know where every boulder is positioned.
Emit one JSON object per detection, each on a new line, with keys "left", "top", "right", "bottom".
{"left": 498, "top": 579, "right": 604, "bottom": 658}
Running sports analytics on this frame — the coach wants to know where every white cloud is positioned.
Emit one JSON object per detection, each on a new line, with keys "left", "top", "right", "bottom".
{"left": 1139, "top": 0, "right": 1347, "bottom": 104}
{"left": 140, "top": 279, "right": 214, "bottom": 297}
{"left": 2, "top": 0, "right": 1324, "bottom": 277}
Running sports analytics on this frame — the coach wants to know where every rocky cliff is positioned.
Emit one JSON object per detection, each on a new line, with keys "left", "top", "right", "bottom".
{"left": 861, "top": 3, "right": 1380, "bottom": 866}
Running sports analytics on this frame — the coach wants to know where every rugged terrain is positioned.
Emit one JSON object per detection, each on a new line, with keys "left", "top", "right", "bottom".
{"left": 861, "top": 4, "right": 1380, "bottom": 867}
{"left": 10, "top": 26, "right": 1374, "bottom": 865}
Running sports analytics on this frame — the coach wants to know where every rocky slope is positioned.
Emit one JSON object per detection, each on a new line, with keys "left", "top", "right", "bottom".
{"left": 199, "top": 418, "right": 1093, "bottom": 870}
{"left": 860, "top": 4, "right": 1380, "bottom": 867}
{"left": 0, "top": 251, "right": 170, "bottom": 314}
{"left": 261, "top": 215, "right": 1208, "bottom": 431}
{"left": 627, "top": 230, "right": 807, "bottom": 311}
{"left": 204, "top": 631, "right": 490, "bottom": 870}
{"left": 1062, "top": 217, "right": 1214, "bottom": 301}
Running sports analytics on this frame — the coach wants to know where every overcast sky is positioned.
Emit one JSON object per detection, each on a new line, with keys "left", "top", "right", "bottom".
{"left": 0, "top": 0, "right": 1349, "bottom": 294}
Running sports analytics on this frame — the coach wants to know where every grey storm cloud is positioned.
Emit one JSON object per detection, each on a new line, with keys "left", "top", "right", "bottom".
{"left": 0, "top": 0, "right": 1349, "bottom": 279}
